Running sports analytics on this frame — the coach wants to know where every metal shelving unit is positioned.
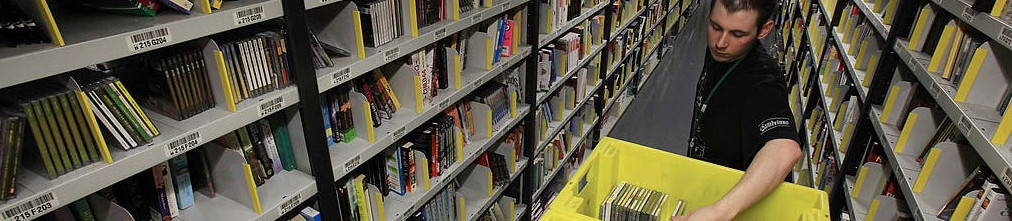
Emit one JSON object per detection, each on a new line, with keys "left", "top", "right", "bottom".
{"left": 850, "top": 0, "right": 891, "bottom": 36}
{"left": 538, "top": 2, "right": 611, "bottom": 48}
{"left": 868, "top": 107, "right": 943, "bottom": 221}
{"left": 829, "top": 28, "right": 871, "bottom": 101}
{"left": 930, "top": 0, "right": 1012, "bottom": 51}
{"left": 532, "top": 116, "right": 598, "bottom": 198}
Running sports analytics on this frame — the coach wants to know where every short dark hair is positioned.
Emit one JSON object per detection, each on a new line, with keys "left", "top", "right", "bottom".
{"left": 709, "top": 0, "right": 777, "bottom": 30}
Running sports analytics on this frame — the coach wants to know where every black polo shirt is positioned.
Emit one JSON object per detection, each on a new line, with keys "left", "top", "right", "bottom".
{"left": 688, "top": 43, "right": 799, "bottom": 171}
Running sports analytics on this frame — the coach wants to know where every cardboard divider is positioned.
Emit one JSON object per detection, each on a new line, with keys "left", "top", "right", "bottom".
{"left": 472, "top": 102, "right": 493, "bottom": 138}
{"left": 879, "top": 81, "right": 914, "bottom": 126}
{"left": 204, "top": 142, "right": 263, "bottom": 214}
{"left": 458, "top": 163, "right": 494, "bottom": 199}
{"left": 851, "top": 162, "right": 890, "bottom": 206}
{"left": 383, "top": 63, "right": 423, "bottom": 113}
{"left": 467, "top": 32, "right": 495, "bottom": 71}
{"left": 12, "top": 0, "right": 63, "bottom": 46}
{"left": 550, "top": 94, "right": 564, "bottom": 122}
{"left": 200, "top": 39, "right": 239, "bottom": 112}
{"left": 413, "top": 150, "right": 432, "bottom": 190}
{"left": 494, "top": 143, "right": 517, "bottom": 173}
{"left": 866, "top": 195, "right": 903, "bottom": 221}
{"left": 445, "top": 47, "right": 465, "bottom": 89}
{"left": 349, "top": 91, "right": 376, "bottom": 143}
{"left": 954, "top": 43, "right": 1011, "bottom": 108}
{"left": 912, "top": 142, "right": 981, "bottom": 195}
{"left": 306, "top": 2, "right": 367, "bottom": 58}
{"left": 562, "top": 87, "right": 576, "bottom": 110}
{"left": 928, "top": 21, "right": 959, "bottom": 73}
{"left": 403, "top": 0, "right": 420, "bottom": 37}
{"left": 894, "top": 107, "right": 938, "bottom": 155}
{"left": 87, "top": 195, "right": 137, "bottom": 221}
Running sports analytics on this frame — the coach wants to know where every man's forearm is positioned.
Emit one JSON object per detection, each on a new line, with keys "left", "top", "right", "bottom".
{"left": 714, "top": 139, "right": 802, "bottom": 217}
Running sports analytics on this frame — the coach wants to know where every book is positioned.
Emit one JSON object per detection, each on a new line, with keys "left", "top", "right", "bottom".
{"left": 159, "top": 0, "right": 194, "bottom": 14}
{"left": 169, "top": 154, "right": 195, "bottom": 209}
{"left": 76, "top": 0, "right": 160, "bottom": 17}
{"left": 300, "top": 207, "right": 323, "bottom": 221}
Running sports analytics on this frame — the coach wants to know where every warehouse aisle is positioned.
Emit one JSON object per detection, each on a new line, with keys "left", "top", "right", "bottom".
{"left": 607, "top": 3, "right": 708, "bottom": 155}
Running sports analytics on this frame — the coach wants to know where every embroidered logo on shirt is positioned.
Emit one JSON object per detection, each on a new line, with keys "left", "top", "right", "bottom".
{"left": 758, "top": 117, "right": 791, "bottom": 134}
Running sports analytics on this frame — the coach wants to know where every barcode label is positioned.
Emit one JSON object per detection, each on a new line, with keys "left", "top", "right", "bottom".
{"left": 3, "top": 192, "right": 58, "bottom": 221}
{"left": 278, "top": 194, "right": 302, "bottom": 216}
{"left": 908, "top": 56, "right": 917, "bottom": 67}
{"left": 472, "top": 14, "right": 482, "bottom": 25}
{"left": 385, "top": 48, "right": 401, "bottom": 61}
{"left": 931, "top": 83, "right": 942, "bottom": 97}
{"left": 999, "top": 27, "right": 1012, "bottom": 46}
{"left": 235, "top": 6, "right": 265, "bottom": 26}
{"left": 958, "top": 116, "right": 971, "bottom": 133}
{"left": 472, "top": 80, "right": 482, "bottom": 90}
{"left": 321, "top": 0, "right": 336, "bottom": 3}
{"left": 439, "top": 99, "right": 450, "bottom": 110}
{"left": 259, "top": 96, "right": 285, "bottom": 117}
{"left": 1002, "top": 167, "right": 1012, "bottom": 189}
{"left": 502, "top": 2, "right": 510, "bottom": 10}
{"left": 166, "top": 132, "right": 202, "bottom": 157}
{"left": 126, "top": 28, "right": 171, "bottom": 52}
{"left": 332, "top": 68, "right": 352, "bottom": 85}
{"left": 962, "top": 6, "right": 976, "bottom": 22}
{"left": 344, "top": 155, "right": 362, "bottom": 173}
{"left": 434, "top": 28, "right": 447, "bottom": 40}
{"left": 393, "top": 127, "right": 406, "bottom": 139}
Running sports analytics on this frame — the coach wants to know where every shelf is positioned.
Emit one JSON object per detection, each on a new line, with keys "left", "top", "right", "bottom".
{"left": 601, "top": 65, "right": 639, "bottom": 124}
{"left": 601, "top": 90, "right": 635, "bottom": 136}
{"left": 306, "top": 0, "right": 341, "bottom": 10}
{"left": 536, "top": 44, "right": 607, "bottom": 105}
{"left": 386, "top": 106, "right": 531, "bottom": 221}
{"left": 535, "top": 78, "right": 605, "bottom": 154}
{"left": 849, "top": 0, "right": 891, "bottom": 36}
{"left": 180, "top": 170, "right": 317, "bottom": 221}
{"left": 538, "top": 2, "right": 611, "bottom": 48}
{"left": 0, "top": 86, "right": 301, "bottom": 216}
{"left": 465, "top": 158, "right": 530, "bottom": 221}
{"left": 805, "top": 27, "right": 823, "bottom": 68}
{"left": 829, "top": 27, "right": 871, "bottom": 101}
{"left": 532, "top": 117, "right": 597, "bottom": 199}
{"left": 0, "top": 0, "right": 284, "bottom": 89}
{"left": 608, "top": 0, "right": 662, "bottom": 42}
{"left": 816, "top": 80, "right": 846, "bottom": 168}
{"left": 868, "top": 107, "right": 944, "bottom": 221}
{"left": 844, "top": 176, "right": 869, "bottom": 221}
{"left": 327, "top": 46, "right": 532, "bottom": 182}
{"left": 931, "top": 0, "right": 1012, "bottom": 52}
{"left": 814, "top": 0, "right": 832, "bottom": 24}
{"left": 313, "top": 0, "right": 529, "bottom": 93}
{"left": 893, "top": 40, "right": 1012, "bottom": 193}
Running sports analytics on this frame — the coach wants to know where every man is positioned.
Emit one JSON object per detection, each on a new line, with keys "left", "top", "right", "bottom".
{"left": 673, "top": 0, "right": 801, "bottom": 220}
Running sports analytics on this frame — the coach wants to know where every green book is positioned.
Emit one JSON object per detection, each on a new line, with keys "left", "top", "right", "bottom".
{"left": 268, "top": 114, "right": 296, "bottom": 171}
{"left": 40, "top": 97, "right": 73, "bottom": 173}
{"left": 24, "top": 102, "right": 60, "bottom": 178}
{"left": 70, "top": 199, "right": 97, "bottom": 221}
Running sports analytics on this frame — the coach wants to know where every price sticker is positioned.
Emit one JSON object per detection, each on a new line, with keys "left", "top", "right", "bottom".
{"left": 2, "top": 192, "right": 59, "bottom": 221}
{"left": 1002, "top": 167, "right": 1012, "bottom": 189}
{"left": 332, "top": 68, "right": 351, "bottom": 85}
{"left": 127, "top": 27, "right": 171, "bottom": 52}
{"left": 962, "top": 6, "right": 976, "bottom": 22}
{"left": 434, "top": 28, "right": 447, "bottom": 40}
{"left": 472, "top": 14, "right": 482, "bottom": 25}
{"left": 259, "top": 96, "right": 285, "bottom": 117}
{"left": 385, "top": 48, "right": 401, "bottom": 62}
{"left": 278, "top": 194, "right": 303, "bottom": 216}
{"left": 165, "top": 132, "right": 202, "bottom": 157}
{"left": 999, "top": 27, "right": 1012, "bottom": 47}
{"left": 234, "top": 6, "right": 265, "bottom": 26}
{"left": 393, "top": 127, "right": 406, "bottom": 139}
{"left": 344, "top": 155, "right": 362, "bottom": 173}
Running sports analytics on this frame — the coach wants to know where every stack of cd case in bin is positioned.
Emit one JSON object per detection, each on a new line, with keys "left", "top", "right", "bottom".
{"left": 599, "top": 181, "right": 685, "bottom": 221}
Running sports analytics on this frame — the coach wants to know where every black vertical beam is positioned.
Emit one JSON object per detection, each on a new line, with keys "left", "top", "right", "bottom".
{"left": 522, "top": 0, "right": 540, "bottom": 219}
{"left": 595, "top": 0, "right": 616, "bottom": 143}
{"left": 280, "top": 1, "right": 341, "bottom": 220}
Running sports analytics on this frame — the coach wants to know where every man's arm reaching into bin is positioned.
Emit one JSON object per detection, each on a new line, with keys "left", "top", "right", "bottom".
{"left": 672, "top": 138, "right": 801, "bottom": 221}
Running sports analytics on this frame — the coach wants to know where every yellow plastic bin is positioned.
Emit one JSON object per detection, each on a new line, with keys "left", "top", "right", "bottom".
{"left": 542, "top": 137, "right": 829, "bottom": 221}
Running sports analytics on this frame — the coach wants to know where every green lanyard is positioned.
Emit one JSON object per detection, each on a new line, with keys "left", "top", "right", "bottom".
{"left": 691, "top": 58, "right": 744, "bottom": 135}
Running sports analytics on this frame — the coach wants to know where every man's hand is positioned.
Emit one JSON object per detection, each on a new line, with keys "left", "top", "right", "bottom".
{"left": 670, "top": 204, "right": 734, "bottom": 221}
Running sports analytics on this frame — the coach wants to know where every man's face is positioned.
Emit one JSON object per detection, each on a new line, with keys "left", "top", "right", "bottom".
{"left": 707, "top": 1, "right": 761, "bottom": 62}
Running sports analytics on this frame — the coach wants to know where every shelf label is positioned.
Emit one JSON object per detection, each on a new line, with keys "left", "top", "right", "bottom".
{"left": 999, "top": 27, "right": 1012, "bottom": 46}
{"left": 331, "top": 68, "right": 352, "bottom": 85}
{"left": 3, "top": 192, "right": 58, "bottom": 221}
{"left": 344, "top": 155, "right": 362, "bottom": 173}
{"left": 278, "top": 194, "right": 302, "bottom": 216}
{"left": 472, "top": 79, "right": 482, "bottom": 90}
{"left": 502, "top": 1, "right": 510, "bottom": 11}
{"left": 1002, "top": 167, "right": 1012, "bottom": 189}
{"left": 472, "top": 14, "right": 482, "bottom": 25}
{"left": 930, "top": 82, "right": 943, "bottom": 98}
{"left": 908, "top": 56, "right": 917, "bottom": 67}
{"left": 385, "top": 48, "right": 401, "bottom": 62}
{"left": 439, "top": 99, "right": 450, "bottom": 110}
{"left": 321, "top": 0, "right": 336, "bottom": 3}
{"left": 234, "top": 6, "right": 265, "bottom": 26}
{"left": 961, "top": 6, "right": 976, "bottom": 22}
{"left": 434, "top": 28, "right": 447, "bottom": 40}
{"left": 958, "top": 116, "right": 971, "bottom": 134}
{"left": 393, "top": 126, "right": 406, "bottom": 139}
{"left": 165, "top": 132, "right": 202, "bottom": 157}
{"left": 127, "top": 27, "right": 171, "bottom": 52}
{"left": 259, "top": 96, "right": 285, "bottom": 117}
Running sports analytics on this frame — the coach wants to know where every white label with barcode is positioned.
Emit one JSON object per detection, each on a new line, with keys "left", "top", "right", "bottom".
{"left": 166, "top": 132, "right": 202, "bottom": 157}
{"left": 3, "top": 192, "right": 58, "bottom": 221}
{"left": 344, "top": 155, "right": 362, "bottom": 173}
{"left": 999, "top": 27, "right": 1012, "bottom": 46}
{"left": 385, "top": 48, "right": 401, "bottom": 61}
{"left": 235, "top": 6, "right": 265, "bottom": 26}
{"left": 434, "top": 28, "right": 447, "bottom": 40}
{"left": 127, "top": 27, "right": 171, "bottom": 52}
{"left": 1002, "top": 167, "right": 1012, "bottom": 189}
{"left": 259, "top": 96, "right": 285, "bottom": 117}
{"left": 331, "top": 68, "right": 351, "bottom": 85}
{"left": 962, "top": 7, "right": 976, "bottom": 22}
{"left": 472, "top": 14, "right": 482, "bottom": 25}
{"left": 278, "top": 193, "right": 303, "bottom": 216}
